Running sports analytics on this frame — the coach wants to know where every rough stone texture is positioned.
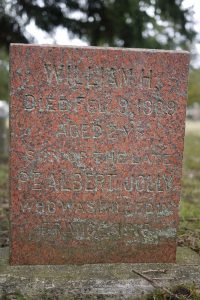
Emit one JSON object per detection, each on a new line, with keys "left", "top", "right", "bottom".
{"left": 10, "top": 44, "right": 190, "bottom": 265}
{"left": 0, "top": 247, "right": 200, "bottom": 299}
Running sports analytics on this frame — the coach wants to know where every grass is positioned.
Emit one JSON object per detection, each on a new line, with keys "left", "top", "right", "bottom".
{"left": 0, "top": 158, "right": 9, "bottom": 247}
{"left": 178, "top": 124, "right": 200, "bottom": 253}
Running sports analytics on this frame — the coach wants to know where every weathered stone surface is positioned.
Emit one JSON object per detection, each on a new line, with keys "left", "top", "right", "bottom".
{"left": 0, "top": 247, "right": 200, "bottom": 299}
{"left": 10, "top": 44, "right": 190, "bottom": 264}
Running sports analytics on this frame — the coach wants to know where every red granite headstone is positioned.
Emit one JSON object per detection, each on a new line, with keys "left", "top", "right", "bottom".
{"left": 10, "top": 45, "right": 189, "bottom": 264}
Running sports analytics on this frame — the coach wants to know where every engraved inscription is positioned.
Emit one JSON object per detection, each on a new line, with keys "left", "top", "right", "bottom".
{"left": 23, "top": 149, "right": 176, "bottom": 165}
{"left": 17, "top": 170, "right": 174, "bottom": 193}
{"left": 137, "top": 99, "right": 177, "bottom": 115}
{"left": 23, "top": 94, "right": 178, "bottom": 117}
{"left": 16, "top": 219, "right": 177, "bottom": 245}
{"left": 44, "top": 64, "right": 137, "bottom": 89}
{"left": 142, "top": 69, "right": 152, "bottom": 88}
{"left": 20, "top": 197, "right": 178, "bottom": 218}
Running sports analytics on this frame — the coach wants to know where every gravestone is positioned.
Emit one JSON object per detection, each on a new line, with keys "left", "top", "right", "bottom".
{"left": 10, "top": 44, "right": 189, "bottom": 265}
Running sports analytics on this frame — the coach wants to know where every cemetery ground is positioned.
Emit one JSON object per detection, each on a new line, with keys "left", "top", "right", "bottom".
{"left": 0, "top": 121, "right": 200, "bottom": 299}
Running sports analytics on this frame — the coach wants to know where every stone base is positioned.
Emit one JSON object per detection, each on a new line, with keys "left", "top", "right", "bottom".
{"left": 0, "top": 247, "right": 200, "bottom": 299}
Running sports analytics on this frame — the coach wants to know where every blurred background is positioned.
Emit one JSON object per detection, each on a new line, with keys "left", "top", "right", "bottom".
{"left": 0, "top": 0, "right": 200, "bottom": 254}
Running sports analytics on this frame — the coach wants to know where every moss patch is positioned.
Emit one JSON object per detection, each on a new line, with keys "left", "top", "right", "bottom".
{"left": 144, "top": 285, "right": 200, "bottom": 300}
